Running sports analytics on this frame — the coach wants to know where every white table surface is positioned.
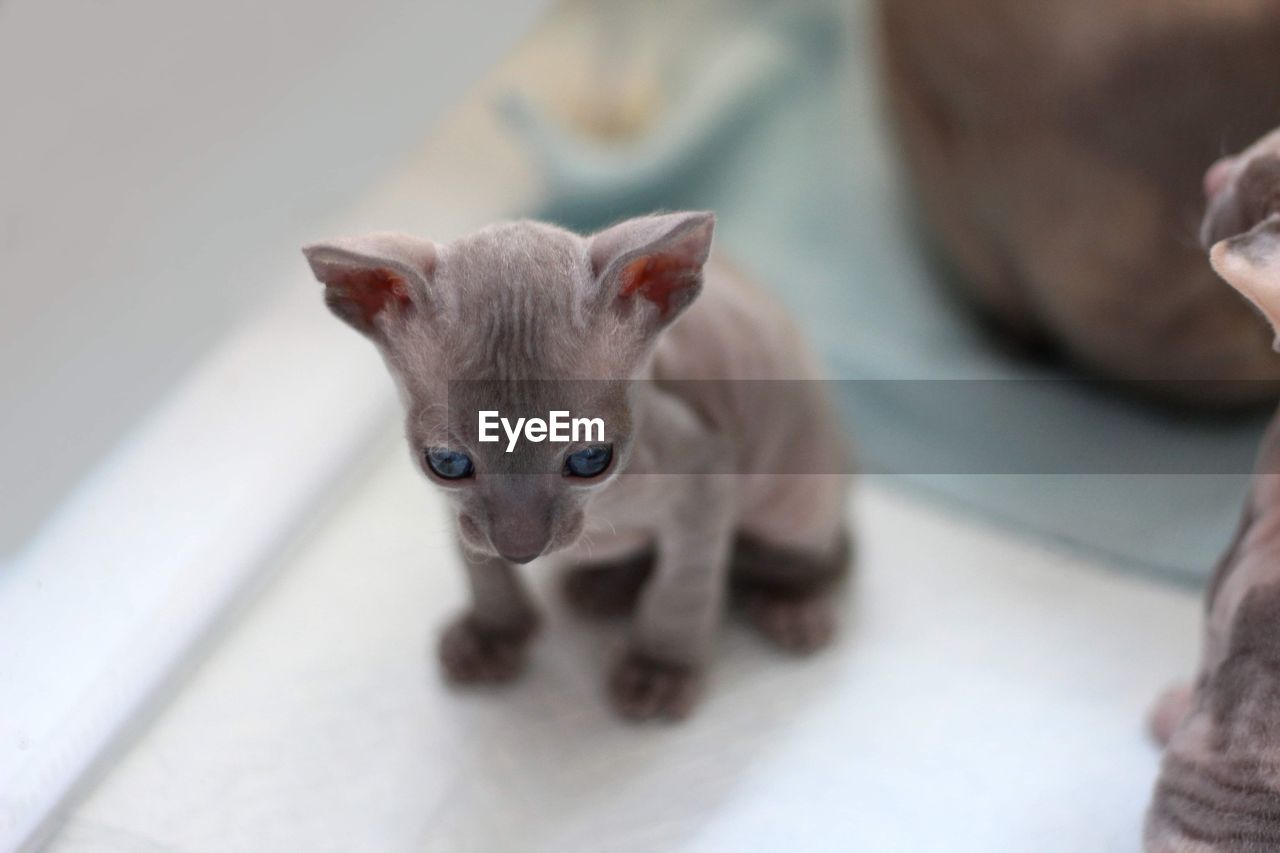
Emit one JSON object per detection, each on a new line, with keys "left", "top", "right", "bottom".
{"left": 0, "top": 3, "right": 550, "bottom": 846}
{"left": 50, "top": 429, "right": 1201, "bottom": 853}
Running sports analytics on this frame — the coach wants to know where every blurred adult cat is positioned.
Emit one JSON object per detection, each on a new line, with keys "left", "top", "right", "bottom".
{"left": 878, "top": 0, "right": 1280, "bottom": 406}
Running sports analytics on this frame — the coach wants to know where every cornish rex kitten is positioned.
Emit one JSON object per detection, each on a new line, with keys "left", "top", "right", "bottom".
{"left": 1145, "top": 130, "right": 1280, "bottom": 851}
{"left": 302, "top": 213, "right": 851, "bottom": 721}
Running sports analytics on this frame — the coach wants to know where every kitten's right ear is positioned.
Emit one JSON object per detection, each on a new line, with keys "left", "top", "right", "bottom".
{"left": 1211, "top": 214, "right": 1280, "bottom": 347}
{"left": 302, "top": 233, "right": 436, "bottom": 338}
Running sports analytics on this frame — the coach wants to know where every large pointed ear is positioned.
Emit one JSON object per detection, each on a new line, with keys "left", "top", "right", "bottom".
{"left": 1211, "top": 214, "right": 1280, "bottom": 347}
{"left": 589, "top": 212, "right": 715, "bottom": 334}
{"left": 1202, "top": 154, "right": 1280, "bottom": 250}
{"left": 302, "top": 233, "right": 436, "bottom": 338}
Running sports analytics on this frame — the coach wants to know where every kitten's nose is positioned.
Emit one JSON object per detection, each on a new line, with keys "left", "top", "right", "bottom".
{"left": 489, "top": 516, "right": 550, "bottom": 565}
{"left": 488, "top": 487, "right": 552, "bottom": 564}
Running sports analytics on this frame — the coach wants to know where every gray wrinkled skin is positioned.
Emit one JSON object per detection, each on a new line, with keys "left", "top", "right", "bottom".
{"left": 303, "top": 213, "right": 852, "bottom": 721}
{"left": 1146, "top": 129, "right": 1280, "bottom": 852}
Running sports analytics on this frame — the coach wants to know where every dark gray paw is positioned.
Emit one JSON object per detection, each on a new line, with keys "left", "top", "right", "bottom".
{"left": 744, "top": 592, "right": 836, "bottom": 655}
{"left": 438, "top": 614, "right": 533, "bottom": 685}
{"left": 608, "top": 651, "right": 702, "bottom": 722}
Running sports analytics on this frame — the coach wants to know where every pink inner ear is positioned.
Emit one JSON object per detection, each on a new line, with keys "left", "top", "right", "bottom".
{"left": 330, "top": 267, "right": 413, "bottom": 326}
{"left": 1205, "top": 157, "right": 1236, "bottom": 200}
{"left": 619, "top": 255, "right": 692, "bottom": 318}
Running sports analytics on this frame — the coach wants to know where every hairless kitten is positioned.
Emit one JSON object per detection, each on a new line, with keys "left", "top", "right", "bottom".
{"left": 1145, "top": 130, "right": 1280, "bottom": 851}
{"left": 303, "top": 213, "right": 852, "bottom": 721}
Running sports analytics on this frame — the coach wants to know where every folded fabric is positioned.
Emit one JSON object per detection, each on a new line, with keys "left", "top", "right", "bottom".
{"left": 504, "top": 0, "right": 1264, "bottom": 583}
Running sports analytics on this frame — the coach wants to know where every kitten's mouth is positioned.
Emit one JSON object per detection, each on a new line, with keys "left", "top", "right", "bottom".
{"left": 501, "top": 531, "right": 579, "bottom": 564}
{"left": 499, "top": 549, "right": 543, "bottom": 565}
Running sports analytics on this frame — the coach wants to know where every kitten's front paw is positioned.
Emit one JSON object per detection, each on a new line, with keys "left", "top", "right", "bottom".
{"left": 608, "top": 651, "right": 703, "bottom": 722}
{"left": 744, "top": 592, "right": 835, "bottom": 655}
{"left": 438, "top": 614, "right": 532, "bottom": 685}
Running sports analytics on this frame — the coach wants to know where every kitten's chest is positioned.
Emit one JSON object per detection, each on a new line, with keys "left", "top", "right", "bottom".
{"left": 560, "top": 475, "right": 681, "bottom": 562}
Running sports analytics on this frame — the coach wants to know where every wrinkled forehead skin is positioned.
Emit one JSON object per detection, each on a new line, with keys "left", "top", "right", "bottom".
{"left": 384, "top": 221, "right": 609, "bottom": 388}
{"left": 378, "top": 222, "right": 649, "bottom": 477}
{"left": 451, "top": 379, "right": 630, "bottom": 440}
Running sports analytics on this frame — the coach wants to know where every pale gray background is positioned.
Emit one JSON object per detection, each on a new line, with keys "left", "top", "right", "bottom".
{"left": 0, "top": 0, "right": 541, "bottom": 556}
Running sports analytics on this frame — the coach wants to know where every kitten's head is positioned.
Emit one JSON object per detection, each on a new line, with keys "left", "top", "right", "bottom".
{"left": 303, "top": 212, "right": 714, "bottom": 562}
{"left": 1202, "top": 130, "right": 1280, "bottom": 348}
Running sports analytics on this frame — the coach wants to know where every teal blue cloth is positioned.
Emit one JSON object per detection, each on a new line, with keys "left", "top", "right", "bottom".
{"left": 509, "top": 0, "right": 1268, "bottom": 584}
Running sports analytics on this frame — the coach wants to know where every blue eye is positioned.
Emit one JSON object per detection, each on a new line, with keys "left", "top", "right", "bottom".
{"left": 425, "top": 448, "right": 474, "bottom": 480}
{"left": 565, "top": 444, "right": 613, "bottom": 478}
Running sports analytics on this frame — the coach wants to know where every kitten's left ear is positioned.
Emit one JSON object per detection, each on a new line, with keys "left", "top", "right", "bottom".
{"left": 589, "top": 211, "right": 715, "bottom": 333}
{"left": 1211, "top": 214, "right": 1280, "bottom": 347}
{"left": 302, "top": 233, "right": 436, "bottom": 340}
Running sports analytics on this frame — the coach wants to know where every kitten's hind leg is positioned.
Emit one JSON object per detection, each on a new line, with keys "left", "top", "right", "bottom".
{"left": 561, "top": 547, "right": 656, "bottom": 619}
{"left": 731, "top": 530, "right": 852, "bottom": 655}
